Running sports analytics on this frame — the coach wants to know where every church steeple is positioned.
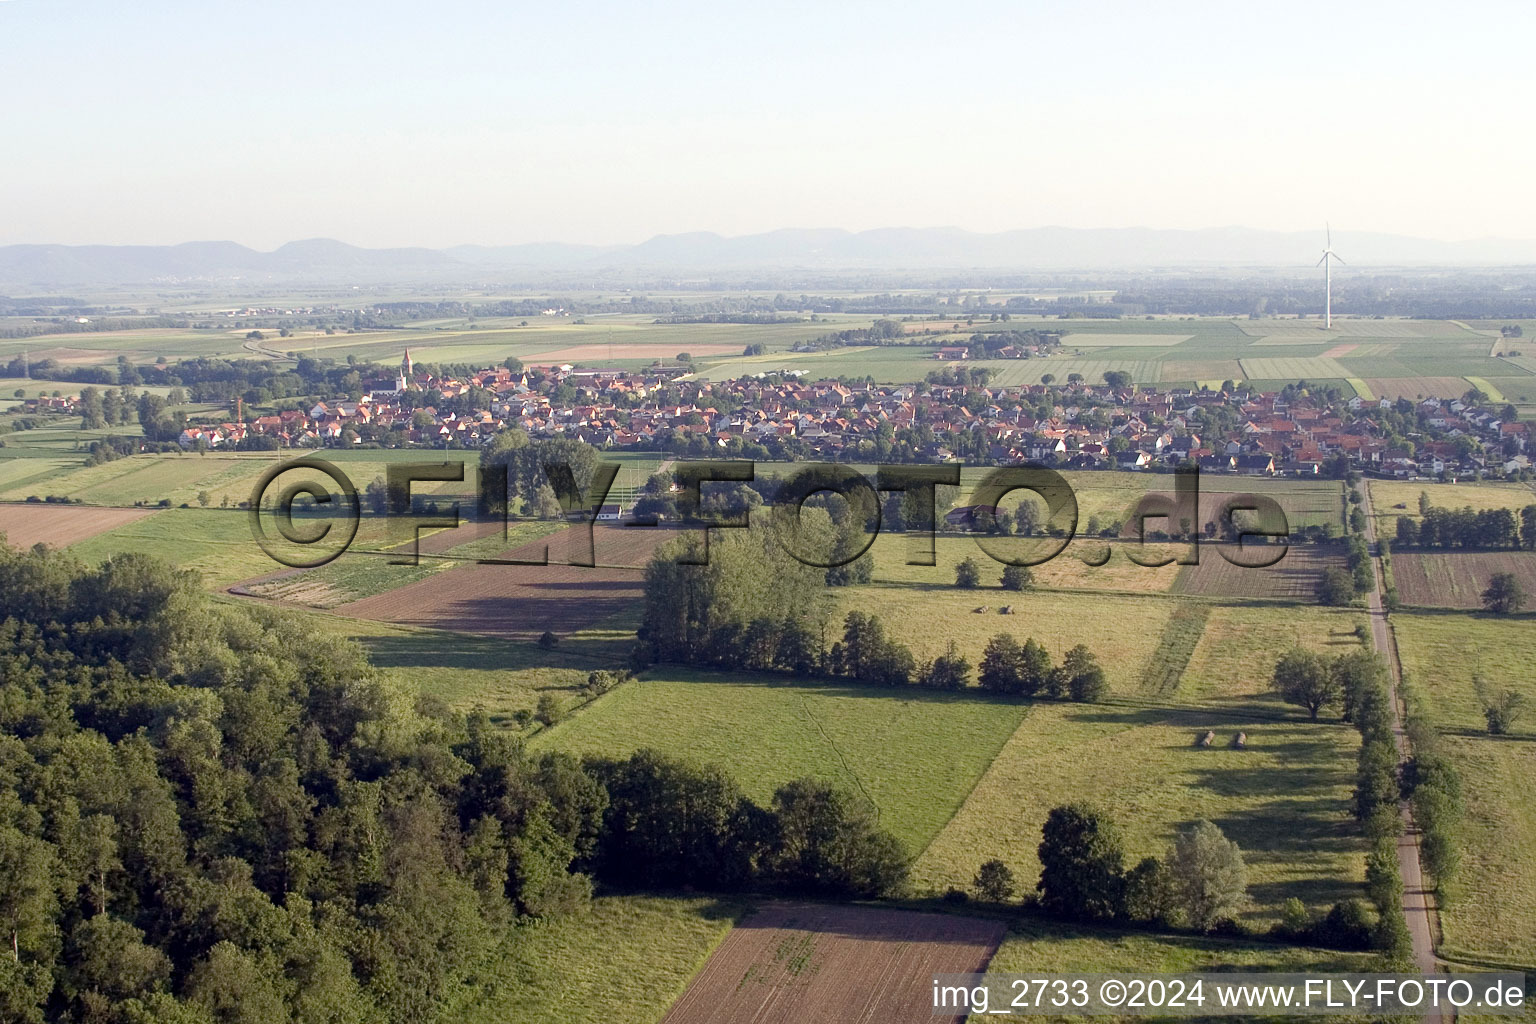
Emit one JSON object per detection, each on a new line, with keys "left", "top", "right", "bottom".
{"left": 396, "top": 349, "right": 413, "bottom": 393}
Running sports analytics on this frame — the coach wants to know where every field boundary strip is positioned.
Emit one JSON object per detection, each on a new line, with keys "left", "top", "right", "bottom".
{"left": 1463, "top": 376, "right": 1505, "bottom": 402}
{"left": 1137, "top": 604, "right": 1212, "bottom": 697}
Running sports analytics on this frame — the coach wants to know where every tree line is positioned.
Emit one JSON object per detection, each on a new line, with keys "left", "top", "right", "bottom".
{"left": 1395, "top": 500, "right": 1536, "bottom": 551}
{"left": 969, "top": 800, "right": 1392, "bottom": 951}
{"left": 0, "top": 543, "right": 904, "bottom": 1024}
{"left": 634, "top": 518, "right": 1108, "bottom": 700}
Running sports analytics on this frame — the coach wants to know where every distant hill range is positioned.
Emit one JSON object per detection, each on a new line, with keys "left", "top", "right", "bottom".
{"left": 5, "top": 227, "right": 1536, "bottom": 289}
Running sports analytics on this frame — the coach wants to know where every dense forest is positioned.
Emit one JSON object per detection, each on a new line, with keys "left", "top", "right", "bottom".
{"left": 0, "top": 544, "right": 904, "bottom": 1024}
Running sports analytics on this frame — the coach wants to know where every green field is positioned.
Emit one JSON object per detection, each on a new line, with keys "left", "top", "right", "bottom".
{"left": 911, "top": 701, "right": 1369, "bottom": 928}
{"left": 435, "top": 895, "right": 746, "bottom": 1024}
{"left": 2, "top": 315, "right": 881, "bottom": 370}
{"left": 7, "top": 315, "right": 1525, "bottom": 401}
{"left": 530, "top": 670, "right": 1029, "bottom": 856}
{"left": 1394, "top": 613, "right": 1536, "bottom": 968}
{"left": 1180, "top": 605, "right": 1369, "bottom": 703}
{"left": 1367, "top": 479, "right": 1536, "bottom": 535}
{"left": 835, "top": 586, "right": 1175, "bottom": 694}
{"left": 1238, "top": 356, "right": 1351, "bottom": 381}
{"left": 68, "top": 506, "right": 285, "bottom": 584}
{"left": 242, "top": 518, "right": 565, "bottom": 607}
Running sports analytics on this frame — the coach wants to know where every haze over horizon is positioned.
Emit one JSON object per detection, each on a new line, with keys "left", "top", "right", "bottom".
{"left": 5, "top": 0, "right": 1534, "bottom": 250}
{"left": 9, "top": 223, "right": 1536, "bottom": 253}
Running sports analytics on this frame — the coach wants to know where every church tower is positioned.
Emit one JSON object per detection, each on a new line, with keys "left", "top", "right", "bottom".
{"left": 397, "top": 349, "right": 414, "bottom": 392}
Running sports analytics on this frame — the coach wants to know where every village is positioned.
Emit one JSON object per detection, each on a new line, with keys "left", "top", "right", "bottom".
{"left": 20, "top": 347, "right": 1532, "bottom": 482}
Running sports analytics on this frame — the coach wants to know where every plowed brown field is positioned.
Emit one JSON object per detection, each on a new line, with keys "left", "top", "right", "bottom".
{"left": 659, "top": 902, "right": 1003, "bottom": 1024}
{"left": 332, "top": 523, "right": 677, "bottom": 639}
{"left": 1392, "top": 550, "right": 1536, "bottom": 609}
{"left": 0, "top": 502, "right": 155, "bottom": 548}
{"left": 1173, "top": 545, "right": 1346, "bottom": 601}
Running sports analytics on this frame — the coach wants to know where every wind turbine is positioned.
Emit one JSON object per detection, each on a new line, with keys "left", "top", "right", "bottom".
{"left": 1317, "top": 225, "right": 1345, "bottom": 329}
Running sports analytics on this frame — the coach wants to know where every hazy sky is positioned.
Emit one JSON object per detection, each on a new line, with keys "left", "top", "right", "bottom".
{"left": 3, "top": 0, "right": 1532, "bottom": 248}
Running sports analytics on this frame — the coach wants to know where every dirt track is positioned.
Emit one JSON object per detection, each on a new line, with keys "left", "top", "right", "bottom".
{"left": 659, "top": 902, "right": 1003, "bottom": 1024}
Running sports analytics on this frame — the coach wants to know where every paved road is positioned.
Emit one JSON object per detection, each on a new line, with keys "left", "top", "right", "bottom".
{"left": 1359, "top": 483, "right": 1449, "bottom": 1018}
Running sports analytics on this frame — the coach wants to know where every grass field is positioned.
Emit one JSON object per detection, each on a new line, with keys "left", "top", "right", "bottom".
{"left": 240, "top": 518, "right": 565, "bottom": 607}
{"left": 0, "top": 449, "right": 488, "bottom": 508}
{"left": 530, "top": 670, "right": 1028, "bottom": 857}
{"left": 1367, "top": 479, "right": 1536, "bottom": 536}
{"left": 910, "top": 701, "right": 1369, "bottom": 928}
{"left": 833, "top": 586, "right": 1176, "bottom": 694}
{"left": 1393, "top": 613, "right": 1536, "bottom": 967}
{"left": 1180, "top": 604, "right": 1369, "bottom": 703}
{"left": 981, "top": 916, "right": 1386, "bottom": 980}
{"left": 392, "top": 894, "right": 746, "bottom": 1024}
{"left": 1393, "top": 614, "right": 1536, "bottom": 739}
{"left": 867, "top": 534, "right": 1183, "bottom": 594}
{"left": 68, "top": 506, "right": 286, "bottom": 584}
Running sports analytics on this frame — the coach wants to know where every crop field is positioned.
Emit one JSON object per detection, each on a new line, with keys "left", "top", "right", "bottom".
{"left": 1391, "top": 551, "right": 1536, "bottom": 609}
{"left": 1056, "top": 333, "right": 1191, "bottom": 348}
{"left": 660, "top": 902, "right": 1004, "bottom": 1024}
{"left": 909, "top": 702, "right": 1369, "bottom": 927}
{"left": 1233, "top": 318, "right": 1480, "bottom": 340}
{"left": 532, "top": 671, "right": 1028, "bottom": 856}
{"left": 1484, "top": 376, "right": 1536, "bottom": 404}
{"left": 0, "top": 329, "right": 256, "bottom": 364}
{"left": 1464, "top": 376, "right": 1506, "bottom": 402}
{"left": 0, "top": 501, "right": 155, "bottom": 548}
{"left": 1237, "top": 356, "right": 1350, "bottom": 381}
{"left": 1250, "top": 336, "right": 1335, "bottom": 348}
{"left": 332, "top": 524, "right": 677, "bottom": 656}
{"left": 1137, "top": 604, "right": 1211, "bottom": 699}
{"left": 687, "top": 345, "right": 936, "bottom": 382}
{"left": 527, "top": 342, "right": 744, "bottom": 362}
{"left": 1362, "top": 376, "right": 1478, "bottom": 401}
{"left": 0, "top": 449, "right": 492, "bottom": 508}
{"left": 0, "top": 456, "right": 82, "bottom": 494}
{"left": 11, "top": 314, "right": 1514, "bottom": 404}
{"left": 1394, "top": 614, "right": 1536, "bottom": 967}
{"left": 0, "top": 451, "right": 284, "bottom": 506}
{"left": 1, "top": 316, "right": 879, "bottom": 368}
{"left": 1157, "top": 359, "right": 1244, "bottom": 383}
{"left": 1172, "top": 545, "right": 1347, "bottom": 602}
{"left": 834, "top": 586, "right": 1175, "bottom": 694}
